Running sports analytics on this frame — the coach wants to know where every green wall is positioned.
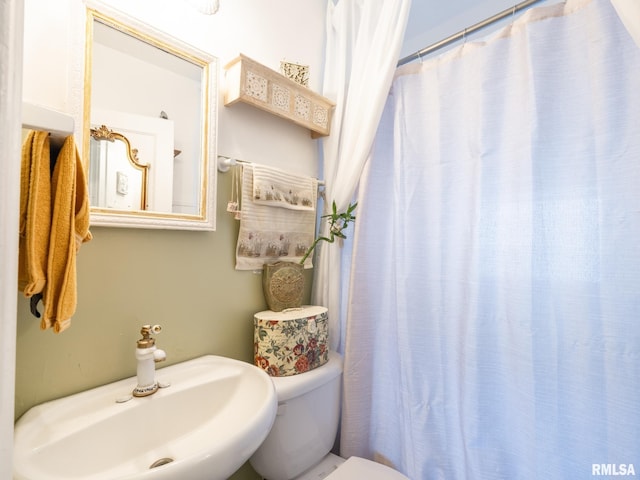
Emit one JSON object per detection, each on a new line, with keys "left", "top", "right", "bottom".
{"left": 14, "top": 172, "right": 312, "bottom": 479}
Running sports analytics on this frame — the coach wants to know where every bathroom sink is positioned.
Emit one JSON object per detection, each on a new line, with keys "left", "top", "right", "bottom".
{"left": 13, "top": 355, "right": 277, "bottom": 480}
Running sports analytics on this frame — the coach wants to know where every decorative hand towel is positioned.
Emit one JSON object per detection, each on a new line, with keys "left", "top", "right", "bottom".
{"left": 43, "top": 135, "right": 92, "bottom": 333}
{"left": 226, "top": 163, "right": 242, "bottom": 219}
{"left": 252, "top": 164, "right": 317, "bottom": 211}
{"left": 236, "top": 164, "right": 317, "bottom": 270}
{"left": 18, "top": 131, "right": 52, "bottom": 298}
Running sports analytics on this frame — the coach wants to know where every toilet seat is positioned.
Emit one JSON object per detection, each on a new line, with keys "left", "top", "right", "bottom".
{"left": 324, "top": 456, "right": 409, "bottom": 480}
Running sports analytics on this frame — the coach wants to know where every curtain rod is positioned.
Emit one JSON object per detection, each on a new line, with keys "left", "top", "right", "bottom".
{"left": 397, "top": 0, "right": 546, "bottom": 67}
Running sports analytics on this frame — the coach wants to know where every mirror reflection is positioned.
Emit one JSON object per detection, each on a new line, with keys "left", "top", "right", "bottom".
{"left": 84, "top": 8, "right": 217, "bottom": 230}
{"left": 89, "top": 125, "right": 149, "bottom": 211}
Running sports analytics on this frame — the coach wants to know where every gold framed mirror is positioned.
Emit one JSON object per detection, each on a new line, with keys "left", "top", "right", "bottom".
{"left": 83, "top": 6, "right": 217, "bottom": 230}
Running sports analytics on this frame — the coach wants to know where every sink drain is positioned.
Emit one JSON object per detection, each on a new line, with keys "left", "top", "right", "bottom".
{"left": 149, "top": 457, "right": 174, "bottom": 469}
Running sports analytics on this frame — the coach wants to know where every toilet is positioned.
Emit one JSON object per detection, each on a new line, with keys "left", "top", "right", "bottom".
{"left": 250, "top": 351, "right": 408, "bottom": 480}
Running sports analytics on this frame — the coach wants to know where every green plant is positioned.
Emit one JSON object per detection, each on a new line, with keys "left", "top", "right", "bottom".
{"left": 299, "top": 201, "right": 357, "bottom": 265}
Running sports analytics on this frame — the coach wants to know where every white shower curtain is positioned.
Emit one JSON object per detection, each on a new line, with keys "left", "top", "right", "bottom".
{"left": 312, "top": 0, "right": 410, "bottom": 351}
{"left": 342, "top": 0, "right": 640, "bottom": 478}
{"left": 610, "top": 0, "right": 640, "bottom": 47}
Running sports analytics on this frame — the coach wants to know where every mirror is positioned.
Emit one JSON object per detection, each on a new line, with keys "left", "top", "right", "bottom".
{"left": 83, "top": 6, "right": 217, "bottom": 230}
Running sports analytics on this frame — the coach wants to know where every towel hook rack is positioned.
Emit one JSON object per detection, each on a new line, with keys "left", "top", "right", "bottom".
{"left": 217, "top": 155, "right": 325, "bottom": 187}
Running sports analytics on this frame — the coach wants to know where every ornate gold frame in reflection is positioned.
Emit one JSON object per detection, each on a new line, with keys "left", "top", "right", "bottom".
{"left": 90, "top": 125, "right": 149, "bottom": 211}
{"left": 82, "top": 5, "right": 218, "bottom": 230}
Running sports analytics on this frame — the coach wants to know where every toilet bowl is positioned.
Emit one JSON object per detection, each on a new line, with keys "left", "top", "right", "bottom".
{"left": 293, "top": 453, "right": 408, "bottom": 480}
{"left": 250, "top": 351, "right": 408, "bottom": 480}
{"left": 324, "top": 456, "right": 408, "bottom": 480}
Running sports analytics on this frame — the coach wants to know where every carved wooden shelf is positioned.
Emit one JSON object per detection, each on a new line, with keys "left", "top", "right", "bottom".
{"left": 224, "top": 54, "right": 335, "bottom": 138}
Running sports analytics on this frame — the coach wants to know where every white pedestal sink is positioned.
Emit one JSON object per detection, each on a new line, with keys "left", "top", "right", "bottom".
{"left": 13, "top": 355, "right": 277, "bottom": 480}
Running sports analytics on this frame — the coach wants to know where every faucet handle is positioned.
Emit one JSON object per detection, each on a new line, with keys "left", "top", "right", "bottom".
{"left": 137, "top": 324, "right": 162, "bottom": 348}
{"left": 140, "top": 324, "right": 162, "bottom": 336}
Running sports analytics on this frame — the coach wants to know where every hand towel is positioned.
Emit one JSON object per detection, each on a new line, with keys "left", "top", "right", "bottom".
{"left": 252, "top": 164, "right": 317, "bottom": 211}
{"left": 42, "top": 136, "right": 92, "bottom": 333}
{"left": 18, "top": 131, "right": 52, "bottom": 297}
{"left": 236, "top": 164, "right": 317, "bottom": 270}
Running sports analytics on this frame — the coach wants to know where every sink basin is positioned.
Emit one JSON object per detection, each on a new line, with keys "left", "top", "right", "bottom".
{"left": 13, "top": 355, "right": 277, "bottom": 480}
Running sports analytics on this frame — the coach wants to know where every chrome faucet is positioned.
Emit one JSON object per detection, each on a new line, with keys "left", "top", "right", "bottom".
{"left": 133, "top": 324, "right": 167, "bottom": 397}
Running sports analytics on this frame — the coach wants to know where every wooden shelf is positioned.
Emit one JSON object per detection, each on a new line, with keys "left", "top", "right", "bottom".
{"left": 224, "top": 54, "right": 335, "bottom": 138}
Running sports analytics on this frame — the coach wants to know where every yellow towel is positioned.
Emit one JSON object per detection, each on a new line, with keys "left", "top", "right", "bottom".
{"left": 18, "top": 131, "right": 52, "bottom": 297}
{"left": 42, "top": 135, "right": 92, "bottom": 333}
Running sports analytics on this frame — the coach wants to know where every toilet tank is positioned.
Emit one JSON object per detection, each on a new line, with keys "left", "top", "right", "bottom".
{"left": 250, "top": 351, "right": 343, "bottom": 480}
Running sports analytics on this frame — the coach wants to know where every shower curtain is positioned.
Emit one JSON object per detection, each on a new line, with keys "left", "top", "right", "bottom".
{"left": 314, "top": 0, "right": 410, "bottom": 351}
{"left": 341, "top": 0, "right": 640, "bottom": 478}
